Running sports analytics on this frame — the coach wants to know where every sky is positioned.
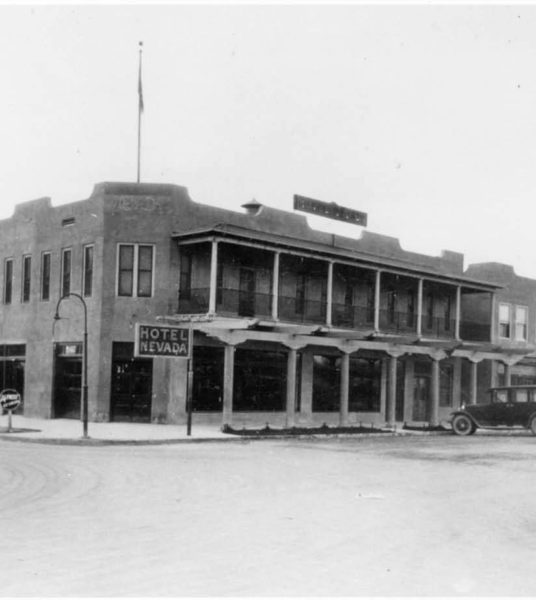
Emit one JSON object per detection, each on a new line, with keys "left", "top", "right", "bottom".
{"left": 2, "top": 3, "right": 536, "bottom": 277}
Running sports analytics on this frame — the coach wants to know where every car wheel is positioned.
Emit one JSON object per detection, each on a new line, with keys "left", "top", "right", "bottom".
{"left": 452, "top": 414, "right": 475, "bottom": 436}
{"left": 529, "top": 416, "right": 536, "bottom": 435}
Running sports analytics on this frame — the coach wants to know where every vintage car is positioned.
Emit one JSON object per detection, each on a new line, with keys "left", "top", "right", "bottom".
{"left": 450, "top": 385, "right": 536, "bottom": 435}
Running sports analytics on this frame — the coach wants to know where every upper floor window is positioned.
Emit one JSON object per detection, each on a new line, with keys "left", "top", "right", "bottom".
{"left": 499, "top": 303, "right": 511, "bottom": 338}
{"left": 515, "top": 305, "right": 528, "bottom": 342}
{"left": 4, "top": 258, "right": 13, "bottom": 305}
{"left": 83, "top": 245, "right": 94, "bottom": 297}
{"left": 41, "top": 252, "right": 51, "bottom": 301}
{"left": 117, "top": 244, "right": 154, "bottom": 297}
{"left": 22, "top": 255, "right": 31, "bottom": 303}
{"left": 61, "top": 248, "right": 72, "bottom": 297}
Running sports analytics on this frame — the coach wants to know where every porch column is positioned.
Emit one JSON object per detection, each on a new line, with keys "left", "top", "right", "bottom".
{"left": 326, "top": 261, "right": 334, "bottom": 326}
{"left": 209, "top": 239, "right": 219, "bottom": 314}
{"left": 417, "top": 278, "right": 423, "bottom": 337}
{"left": 272, "top": 252, "right": 280, "bottom": 321}
{"left": 387, "top": 355, "right": 398, "bottom": 426}
{"left": 455, "top": 286, "right": 462, "bottom": 341}
{"left": 222, "top": 344, "right": 235, "bottom": 426}
{"left": 470, "top": 360, "right": 478, "bottom": 405}
{"left": 430, "top": 358, "right": 440, "bottom": 427}
{"left": 504, "top": 363, "right": 512, "bottom": 386}
{"left": 339, "top": 351, "right": 350, "bottom": 426}
{"left": 285, "top": 348, "right": 298, "bottom": 427}
{"left": 374, "top": 270, "right": 381, "bottom": 332}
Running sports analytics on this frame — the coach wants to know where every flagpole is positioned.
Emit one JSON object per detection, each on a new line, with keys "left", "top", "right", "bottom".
{"left": 137, "top": 41, "right": 143, "bottom": 183}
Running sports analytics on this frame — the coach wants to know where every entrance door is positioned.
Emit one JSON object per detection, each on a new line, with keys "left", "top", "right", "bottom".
{"left": 54, "top": 357, "right": 82, "bottom": 419}
{"left": 111, "top": 343, "right": 153, "bottom": 422}
{"left": 413, "top": 375, "right": 430, "bottom": 421}
{"left": 238, "top": 268, "right": 255, "bottom": 317}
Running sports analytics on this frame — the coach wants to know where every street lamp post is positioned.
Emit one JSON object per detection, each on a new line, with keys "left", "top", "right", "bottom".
{"left": 53, "top": 292, "right": 89, "bottom": 439}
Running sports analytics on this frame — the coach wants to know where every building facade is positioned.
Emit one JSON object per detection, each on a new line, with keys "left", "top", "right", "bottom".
{"left": 1, "top": 182, "right": 533, "bottom": 428}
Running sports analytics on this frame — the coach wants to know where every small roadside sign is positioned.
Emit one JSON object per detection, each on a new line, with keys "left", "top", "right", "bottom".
{"left": 0, "top": 389, "right": 21, "bottom": 433}
{"left": 135, "top": 324, "right": 191, "bottom": 358}
{"left": 0, "top": 389, "right": 21, "bottom": 411}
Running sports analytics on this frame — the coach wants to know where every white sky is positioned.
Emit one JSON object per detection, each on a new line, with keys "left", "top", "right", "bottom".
{"left": 1, "top": 3, "right": 536, "bottom": 277}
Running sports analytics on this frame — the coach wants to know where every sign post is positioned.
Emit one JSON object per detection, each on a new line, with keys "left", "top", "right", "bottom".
{"left": 135, "top": 324, "right": 193, "bottom": 435}
{"left": 0, "top": 389, "right": 21, "bottom": 433}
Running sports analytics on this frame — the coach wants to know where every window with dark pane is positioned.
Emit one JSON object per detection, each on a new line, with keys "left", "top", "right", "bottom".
{"left": 41, "top": 252, "right": 51, "bottom": 301}
{"left": 22, "top": 255, "right": 31, "bottom": 302}
{"left": 83, "top": 245, "right": 94, "bottom": 297}
{"left": 118, "top": 244, "right": 134, "bottom": 296}
{"left": 137, "top": 245, "right": 153, "bottom": 297}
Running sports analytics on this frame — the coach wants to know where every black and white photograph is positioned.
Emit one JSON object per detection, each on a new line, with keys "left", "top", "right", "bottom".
{"left": 2, "top": 1, "right": 536, "bottom": 596}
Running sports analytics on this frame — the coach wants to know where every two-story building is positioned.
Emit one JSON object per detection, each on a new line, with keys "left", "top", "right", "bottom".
{"left": 0, "top": 181, "right": 524, "bottom": 429}
{"left": 462, "top": 262, "right": 536, "bottom": 401}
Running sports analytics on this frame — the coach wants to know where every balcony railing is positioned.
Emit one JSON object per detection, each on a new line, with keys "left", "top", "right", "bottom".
{"left": 278, "top": 295, "right": 327, "bottom": 324}
{"left": 459, "top": 320, "right": 491, "bottom": 342}
{"left": 379, "top": 309, "right": 418, "bottom": 335}
{"left": 217, "top": 288, "right": 272, "bottom": 319}
{"left": 421, "top": 316, "right": 456, "bottom": 339}
{"left": 332, "top": 303, "right": 374, "bottom": 329}
{"left": 177, "top": 287, "right": 210, "bottom": 314}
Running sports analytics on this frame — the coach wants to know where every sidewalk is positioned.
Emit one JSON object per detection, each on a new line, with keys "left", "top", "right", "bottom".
{"left": 0, "top": 415, "right": 234, "bottom": 445}
{"left": 0, "top": 414, "right": 445, "bottom": 446}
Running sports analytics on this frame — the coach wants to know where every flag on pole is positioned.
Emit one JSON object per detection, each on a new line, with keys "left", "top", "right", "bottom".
{"left": 138, "top": 41, "right": 144, "bottom": 113}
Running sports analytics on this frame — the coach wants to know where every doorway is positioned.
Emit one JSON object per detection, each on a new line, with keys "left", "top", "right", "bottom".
{"left": 110, "top": 342, "right": 153, "bottom": 422}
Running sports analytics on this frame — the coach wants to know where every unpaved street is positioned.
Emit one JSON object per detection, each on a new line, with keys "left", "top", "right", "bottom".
{"left": 1, "top": 433, "right": 536, "bottom": 596}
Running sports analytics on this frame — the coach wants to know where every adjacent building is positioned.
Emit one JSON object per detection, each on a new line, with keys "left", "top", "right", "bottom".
{"left": 1, "top": 181, "right": 534, "bottom": 428}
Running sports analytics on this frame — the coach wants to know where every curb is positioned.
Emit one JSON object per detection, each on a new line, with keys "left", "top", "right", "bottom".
{"left": 0, "top": 429, "right": 447, "bottom": 446}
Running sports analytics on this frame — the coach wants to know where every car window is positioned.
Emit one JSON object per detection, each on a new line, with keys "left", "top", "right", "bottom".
{"left": 515, "top": 390, "right": 529, "bottom": 403}
{"left": 493, "top": 390, "right": 508, "bottom": 403}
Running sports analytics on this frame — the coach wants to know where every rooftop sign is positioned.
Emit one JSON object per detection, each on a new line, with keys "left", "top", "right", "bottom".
{"left": 293, "top": 194, "right": 367, "bottom": 227}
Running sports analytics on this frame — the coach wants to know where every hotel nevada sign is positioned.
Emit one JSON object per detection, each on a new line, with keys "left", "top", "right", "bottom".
{"left": 293, "top": 194, "right": 367, "bottom": 227}
{"left": 135, "top": 324, "right": 191, "bottom": 358}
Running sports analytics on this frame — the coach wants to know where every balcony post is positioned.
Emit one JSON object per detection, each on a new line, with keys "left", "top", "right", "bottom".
{"left": 374, "top": 270, "right": 381, "bottom": 332}
{"left": 272, "top": 252, "right": 280, "bottom": 321}
{"left": 339, "top": 351, "right": 350, "bottom": 426}
{"left": 209, "top": 239, "right": 219, "bottom": 314}
{"left": 326, "top": 261, "right": 333, "bottom": 326}
{"left": 387, "top": 355, "right": 397, "bottom": 426}
{"left": 430, "top": 357, "right": 440, "bottom": 427}
{"left": 470, "top": 359, "right": 478, "bottom": 405}
{"left": 504, "top": 362, "right": 512, "bottom": 386}
{"left": 222, "top": 343, "right": 235, "bottom": 426}
{"left": 417, "top": 278, "right": 423, "bottom": 337}
{"left": 285, "top": 347, "right": 298, "bottom": 427}
{"left": 455, "top": 286, "right": 462, "bottom": 340}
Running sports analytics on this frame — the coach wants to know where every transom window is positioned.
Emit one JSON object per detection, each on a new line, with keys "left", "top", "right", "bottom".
{"left": 117, "top": 244, "right": 154, "bottom": 298}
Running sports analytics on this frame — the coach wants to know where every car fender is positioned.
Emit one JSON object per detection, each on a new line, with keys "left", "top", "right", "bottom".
{"left": 526, "top": 411, "right": 536, "bottom": 428}
{"left": 450, "top": 410, "right": 480, "bottom": 428}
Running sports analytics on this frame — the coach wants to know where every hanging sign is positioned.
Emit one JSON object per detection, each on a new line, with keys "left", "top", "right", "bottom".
{"left": 135, "top": 324, "right": 191, "bottom": 358}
